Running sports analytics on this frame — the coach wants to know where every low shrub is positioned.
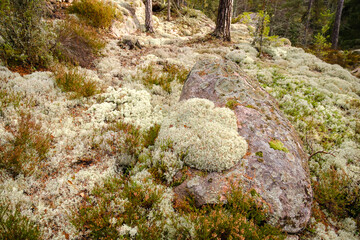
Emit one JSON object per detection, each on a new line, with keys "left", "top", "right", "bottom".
{"left": 0, "top": 202, "right": 42, "bottom": 240}
{"left": 175, "top": 184, "right": 286, "bottom": 240}
{"left": 0, "top": 0, "right": 53, "bottom": 68}
{"left": 53, "top": 19, "right": 105, "bottom": 68}
{"left": 0, "top": 112, "right": 51, "bottom": 177}
{"left": 71, "top": 174, "right": 169, "bottom": 239}
{"left": 54, "top": 68, "right": 99, "bottom": 98}
{"left": 68, "top": 0, "right": 116, "bottom": 29}
{"left": 313, "top": 168, "right": 360, "bottom": 221}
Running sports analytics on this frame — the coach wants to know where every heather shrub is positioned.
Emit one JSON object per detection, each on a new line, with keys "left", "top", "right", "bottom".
{"left": 53, "top": 19, "right": 105, "bottom": 68}
{"left": 0, "top": 202, "right": 42, "bottom": 240}
{"left": 71, "top": 170, "right": 177, "bottom": 239}
{"left": 313, "top": 168, "right": 360, "bottom": 221}
{"left": 68, "top": 0, "right": 116, "bottom": 29}
{"left": 0, "top": 0, "right": 53, "bottom": 68}
{"left": 0, "top": 112, "right": 51, "bottom": 177}
{"left": 54, "top": 68, "right": 99, "bottom": 98}
{"left": 174, "top": 184, "right": 286, "bottom": 240}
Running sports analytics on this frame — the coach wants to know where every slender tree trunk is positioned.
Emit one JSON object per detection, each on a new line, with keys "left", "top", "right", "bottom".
{"left": 145, "top": 0, "right": 154, "bottom": 33}
{"left": 167, "top": 0, "right": 171, "bottom": 21}
{"left": 331, "top": 0, "right": 344, "bottom": 49}
{"left": 212, "top": 0, "right": 233, "bottom": 41}
{"left": 303, "top": 0, "right": 314, "bottom": 46}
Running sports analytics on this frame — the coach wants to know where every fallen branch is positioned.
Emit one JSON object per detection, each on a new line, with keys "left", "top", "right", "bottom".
{"left": 308, "top": 151, "right": 335, "bottom": 160}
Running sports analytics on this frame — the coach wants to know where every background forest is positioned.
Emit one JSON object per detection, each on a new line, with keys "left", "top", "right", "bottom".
{"left": 188, "top": 0, "right": 360, "bottom": 50}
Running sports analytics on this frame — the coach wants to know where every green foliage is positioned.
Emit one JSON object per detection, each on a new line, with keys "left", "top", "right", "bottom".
{"left": 71, "top": 175, "right": 167, "bottom": 239}
{"left": 0, "top": 0, "right": 53, "bottom": 68}
{"left": 232, "top": 12, "right": 252, "bottom": 24}
{"left": 187, "top": 0, "right": 219, "bottom": 20}
{"left": 0, "top": 112, "right": 51, "bottom": 177}
{"left": 313, "top": 168, "right": 360, "bottom": 221}
{"left": 55, "top": 68, "right": 99, "bottom": 99}
{"left": 311, "top": 19, "right": 332, "bottom": 58}
{"left": 0, "top": 202, "right": 42, "bottom": 240}
{"left": 175, "top": 184, "right": 286, "bottom": 240}
{"left": 269, "top": 139, "right": 289, "bottom": 153}
{"left": 53, "top": 18, "right": 105, "bottom": 68}
{"left": 140, "top": 63, "right": 189, "bottom": 93}
{"left": 68, "top": 0, "right": 117, "bottom": 29}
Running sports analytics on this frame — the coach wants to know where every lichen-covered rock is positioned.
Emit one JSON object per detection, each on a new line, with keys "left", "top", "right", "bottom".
{"left": 175, "top": 59, "right": 313, "bottom": 233}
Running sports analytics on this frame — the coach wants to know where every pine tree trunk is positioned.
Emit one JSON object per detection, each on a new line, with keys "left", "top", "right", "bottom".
{"left": 331, "top": 0, "right": 344, "bottom": 49}
{"left": 303, "top": 0, "right": 314, "bottom": 46}
{"left": 167, "top": 0, "right": 171, "bottom": 21}
{"left": 212, "top": 0, "right": 233, "bottom": 41}
{"left": 145, "top": 0, "right": 154, "bottom": 33}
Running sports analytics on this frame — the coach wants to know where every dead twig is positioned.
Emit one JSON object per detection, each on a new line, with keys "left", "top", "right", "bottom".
{"left": 308, "top": 151, "right": 335, "bottom": 160}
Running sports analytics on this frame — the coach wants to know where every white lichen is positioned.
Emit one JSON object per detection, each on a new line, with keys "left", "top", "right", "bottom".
{"left": 154, "top": 98, "right": 248, "bottom": 177}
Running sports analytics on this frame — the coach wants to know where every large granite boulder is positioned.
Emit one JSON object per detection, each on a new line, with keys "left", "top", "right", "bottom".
{"left": 174, "top": 59, "right": 313, "bottom": 233}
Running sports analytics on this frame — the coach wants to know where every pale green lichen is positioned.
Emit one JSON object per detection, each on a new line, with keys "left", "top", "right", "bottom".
{"left": 153, "top": 98, "right": 248, "bottom": 178}
{"left": 269, "top": 139, "right": 289, "bottom": 153}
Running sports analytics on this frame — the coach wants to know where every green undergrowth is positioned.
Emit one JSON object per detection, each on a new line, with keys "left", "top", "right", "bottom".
{"left": 0, "top": 0, "right": 53, "bottom": 68}
{"left": 139, "top": 63, "right": 189, "bottom": 93}
{"left": 0, "top": 112, "right": 51, "bottom": 177}
{"left": 312, "top": 168, "right": 360, "bottom": 228}
{"left": 173, "top": 185, "right": 286, "bottom": 240}
{"left": 54, "top": 68, "right": 99, "bottom": 99}
{"left": 71, "top": 174, "right": 171, "bottom": 239}
{"left": 0, "top": 202, "right": 42, "bottom": 240}
{"left": 306, "top": 47, "right": 360, "bottom": 71}
{"left": 68, "top": 0, "right": 117, "bottom": 29}
{"left": 71, "top": 170, "right": 285, "bottom": 239}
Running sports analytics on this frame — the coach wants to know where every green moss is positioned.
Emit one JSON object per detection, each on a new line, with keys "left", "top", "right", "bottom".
{"left": 255, "top": 151, "right": 263, "bottom": 157}
{"left": 226, "top": 98, "right": 239, "bottom": 110}
{"left": 246, "top": 104, "right": 256, "bottom": 109}
{"left": 269, "top": 139, "right": 289, "bottom": 153}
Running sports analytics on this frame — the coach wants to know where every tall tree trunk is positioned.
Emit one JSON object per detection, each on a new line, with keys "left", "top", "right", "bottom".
{"left": 145, "top": 0, "right": 154, "bottom": 33}
{"left": 212, "top": 0, "right": 233, "bottom": 41}
{"left": 331, "top": 0, "right": 344, "bottom": 49}
{"left": 303, "top": 0, "right": 314, "bottom": 46}
{"left": 167, "top": 0, "right": 171, "bottom": 21}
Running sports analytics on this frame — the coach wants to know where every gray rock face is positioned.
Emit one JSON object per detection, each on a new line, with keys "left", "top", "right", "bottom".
{"left": 174, "top": 59, "right": 312, "bottom": 233}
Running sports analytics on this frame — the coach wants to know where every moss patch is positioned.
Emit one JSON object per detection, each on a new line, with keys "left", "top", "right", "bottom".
{"left": 269, "top": 139, "right": 289, "bottom": 153}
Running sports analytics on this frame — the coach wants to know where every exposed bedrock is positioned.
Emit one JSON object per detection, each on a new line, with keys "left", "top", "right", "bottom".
{"left": 174, "top": 59, "right": 313, "bottom": 233}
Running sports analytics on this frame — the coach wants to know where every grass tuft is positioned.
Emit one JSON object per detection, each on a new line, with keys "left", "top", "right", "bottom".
{"left": 0, "top": 112, "right": 51, "bottom": 177}
{"left": 54, "top": 68, "right": 99, "bottom": 99}
{"left": 0, "top": 202, "right": 42, "bottom": 240}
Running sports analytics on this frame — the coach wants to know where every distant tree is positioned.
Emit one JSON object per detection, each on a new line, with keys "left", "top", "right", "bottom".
{"left": 167, "top": 0, "right": 171, "bottom": 21}
{"left": 145, "top": 0, "right": 154, "bottom": 33}
{"left": 303, "top": 0, "right": 314, "bottom": 46}
{"left": 212, "top": 0, "right": 233, "bottom": 41}
{"left": 331, "top": 0, "right": 344, "bottom": 49}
